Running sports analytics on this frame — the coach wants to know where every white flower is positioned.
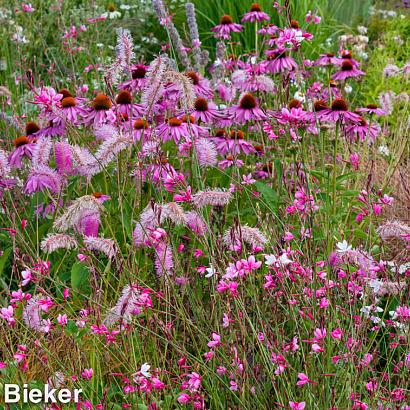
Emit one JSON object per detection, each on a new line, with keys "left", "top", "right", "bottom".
{"left": 357, "top": 25, "right": 368, "bottom": 34}
{"left": 361, "top": 306, "right": 371, "bottom": 316}
{"left": 378, "top": 145, "right": 390, "bottom": 156}
{"left": 205, "top": 265, "right": 216, "bottom": 278}
{"left": 265, "top": 254, "right": 277, "bottom": 266}
{"left": 399, "top": 262, "right": 410, "bottom": 275}
{"left": 279, "top": 253, "right": 292, "bottom": 265}
{"left": 293, "top": 29, "right": 304, "bottom": 43}
{"left": 102, "top": 10, "right": 121, "bottom": 19}
{"left": 265, "top": 253, "right": 292, "bottom": 266}
{"left": 140, "top": 363, "right": 151, "bottom": 378}
{"left": 344, "top": 84, "right": 353, "bottom": 94}
{"left": 368, "top": 279, "right": 382, "bottom": 294}
{"left": 293, "top": 91, "right": 306, "bottom": 102}
{"left": 336, "top": 240, "right": 352, "bottom": 254}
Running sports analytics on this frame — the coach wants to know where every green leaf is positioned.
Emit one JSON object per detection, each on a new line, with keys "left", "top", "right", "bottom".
{"left": 71, "top": 262, "right": 90, "bottom": 294}
{"left": 254, "top": 181, "right": 279, "bottom": 213}
{"left": 65, "top": 320, "right": 79, "bottom": 336}
{"left": 336, "top": 173, "right": 355, "bottom": 183}
{"left": 0, "top": 247, "right": 12, "bottom": 277}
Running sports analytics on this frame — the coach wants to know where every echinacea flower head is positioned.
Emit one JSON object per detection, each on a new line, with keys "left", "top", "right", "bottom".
{"left": 9, "top": 136, "right": 35, "bottom": 168}
{"left": 133, "top": 118, "right": 150, "bottom": 141}
{"left": 116, "top": 90, "right": 133, "bottom": 105}
{"left": 317, "top": 98, "right": 361, "bottom": 123}
{"left": 264, "top": 49, "right": 298, "bottom": 73}
{"left": 356, "top": 104, "right": 386, "bottom": 116}
{"left": 58, "top": 88, "right": 73, "bottom": 99}
{"left": 25, "top": 121, "right": 41, "bottom": 136}
{"left": 345, "top": 117, "right": 380, "bottom": 144}
{"left": 211, "top": 15, "right": 243, "bottom": 39}
{"left": 61, "top": 97, "right": 77, "bottom": 108}
{"left": 229, "top": 93, "right": 266, "bottom": 123}
{"left": 213, "top": 129, "right": 255, "bottom": 155}
{"left": 92, "top": 94, "right": 112, "bottom": 110}
{"left": 315, "top": 53, "right": 339, "bottom": 66}
{"left": 185, "top": 71, "right": 213, "bottom": 99}
{"left": 156, "top": 117, "right": 188, "bottom": 144}
{"left": 313, "top": 99, "right": 330, "bottom": 112}
{"left": 83, "top": 94, "right": 116, "bottom": 126}
{"left": 191, "top": 97, "right": 222, "bottom": 123}
{"left": 119, "top": 64, "right": 149, "bottom": 92}
{"left": 332, "top": 60, "right": 365, "bottom": 81}
{"left": 242, "top": 4, "right": 270, "bottom": 23}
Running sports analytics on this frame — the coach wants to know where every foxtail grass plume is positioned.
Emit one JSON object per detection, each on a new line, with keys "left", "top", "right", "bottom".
{"left": 41, "top": 233, "right": 78, "bottom": 253}
{"left": 192, "top": 189, "right": 232, "bottom": 207}
{"left": 83, "top": 235, "right": 118, "bottom": 259}
{"left": 53, "top": 195, "right": 103, "bottom": 232}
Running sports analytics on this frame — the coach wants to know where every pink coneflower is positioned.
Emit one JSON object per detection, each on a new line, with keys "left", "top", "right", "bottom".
{"left": 263, "top": 49, "right": 298, "bottom": 73}
{"left": 211, "top": 15, "right": 243, "bottom": 40}
{"left": 59, "top": 96, "right": 87, "bottom": 124}
{"left": 242, "top": 4, "right": 270, "bottom": 23}
{"left": 35, "top": 119, "right": 65, "bottom": 138}
{"left": 185, "top": 71, "right": 213, "bottom": 99}
{"left": 314, "top": 53, "right": 339, "bottom": 67}
{"left": 156, "top": 117, "right": 188, "bottom": 144}
{"left": 133, "top": 119, "right": 151, "bottom": 142}
{"left": 218, "top": 155, "right": 244, "bottom": 170}
{"left": 191, "top": 98, "right": 222, "bottom": 123}
{"left": 9, "top": 136, "right": 36, "bottom": 168}
{"left": 83, "top": 94, "right": 116, "bottom": 127}
{"left": 258, "top": 24, "right": 279, "bottom": 36}
{"left": 25, "top": 121, "right": 41, "bottom": 137}
{"left": 345, "top": 117, "right": 380, "bottom": 144}
{"left": 119, "top": 64, "right": 149, "bottom": 92}
{"left": 115, "top": 90, "right": 145, "bottom": 119}
{"left": 356, "top": 104, "right": 386, "bottom": 116}
{"left": 336, "top": 50, "right": 360, "bottom": 68}
{"left": 332, "top": 60, "right": 365, "bottom": 81}
{"left": 181, "top": 115, "right": 209, "bottom": 138}
{"left": 213, "top": 130, "right": 255, "bottom": 155}
{"left": 229, "top": 93, "right": 266, "bottom": 123}
{"left": 316, "top": 98, "right": 361, "bottom": 123}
